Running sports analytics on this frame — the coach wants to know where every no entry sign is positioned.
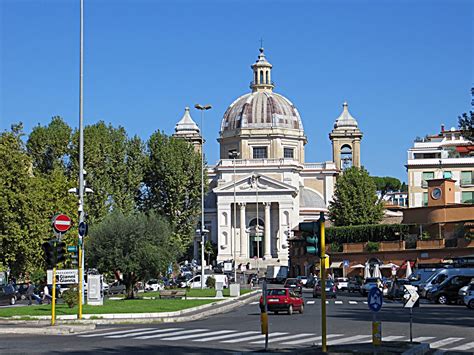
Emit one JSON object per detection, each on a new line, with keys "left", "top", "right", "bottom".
{"left": 52, "top": 214, "right": 72, "bottom": 233}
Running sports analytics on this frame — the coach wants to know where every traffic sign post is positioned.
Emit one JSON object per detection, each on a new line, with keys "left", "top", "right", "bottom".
{"left": 368, "top": 287, "right": 383, "bottom": 346}
{"left": 403, "top": 285, "right": 420, "bottom": 342}
{"left": 260, "top": 279, "right": 269, "bottom": 351}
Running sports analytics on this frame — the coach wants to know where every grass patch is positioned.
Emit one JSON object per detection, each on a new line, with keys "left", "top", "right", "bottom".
{"left": 142, "top": 288, "right": 253, "bottom": 298}
{"left": 0, "top": 298, "right": 217, "bottom": 318}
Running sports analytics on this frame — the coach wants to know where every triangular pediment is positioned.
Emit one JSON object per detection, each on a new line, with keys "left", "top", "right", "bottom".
{"left": 213, "top": 174, "right": 297, "bottom": 196}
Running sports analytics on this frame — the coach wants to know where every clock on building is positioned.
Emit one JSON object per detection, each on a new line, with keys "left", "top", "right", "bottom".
{"left": 431, "top": 187, "right": 442, "bottom": 200}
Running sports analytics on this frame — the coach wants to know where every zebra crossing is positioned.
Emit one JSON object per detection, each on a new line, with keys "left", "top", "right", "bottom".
{"left": 77, "top": 327, "right": 474, "bottom": 351}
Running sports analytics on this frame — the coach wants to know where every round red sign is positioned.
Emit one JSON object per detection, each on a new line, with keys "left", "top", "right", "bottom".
{"left": 53, "top": 214, "right": 72, "bottom": 233}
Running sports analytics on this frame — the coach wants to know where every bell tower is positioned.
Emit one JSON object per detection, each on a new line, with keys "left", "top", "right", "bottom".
{"left": 329, "top": 102, "right": 363, "bottom": 170}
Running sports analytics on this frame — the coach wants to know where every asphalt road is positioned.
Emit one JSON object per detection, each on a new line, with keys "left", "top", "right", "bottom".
{"left": 1, "top": 288, "right": 473, "bottom": 354}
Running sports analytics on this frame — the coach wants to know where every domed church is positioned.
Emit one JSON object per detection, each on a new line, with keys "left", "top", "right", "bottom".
{"left": 173, "top": 48, "right": 363, "bottom": 267}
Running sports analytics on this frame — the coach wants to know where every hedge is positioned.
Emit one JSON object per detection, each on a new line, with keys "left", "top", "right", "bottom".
{"left": 326, "top": 224, "right": 409, "bottom": 244}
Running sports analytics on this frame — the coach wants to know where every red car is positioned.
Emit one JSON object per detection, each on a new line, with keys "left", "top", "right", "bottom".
{"left": 259, "top": 288, "right": 304, "bottom": 315}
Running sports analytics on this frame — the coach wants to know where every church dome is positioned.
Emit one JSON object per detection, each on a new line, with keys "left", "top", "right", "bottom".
{"left": 220, "top": 91, "right": 303, "bottom": 133}
{"left": 220, "top": 48, "right": 304, "bottom": 134}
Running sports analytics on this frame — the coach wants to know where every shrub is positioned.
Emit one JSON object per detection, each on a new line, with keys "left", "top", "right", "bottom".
{"left": 62, "top": 287, "right": 79, "bottom": 308}
{"left": 366, "top": 241, "right": 380, "bottom": 252}
{"left": 326, "top": 224, "right": 409, "bottom": 244}
{"left": 205, "top": 276, "right": 216, "bottom": 288}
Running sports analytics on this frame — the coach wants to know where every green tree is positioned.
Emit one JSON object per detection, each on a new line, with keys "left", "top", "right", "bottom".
{"left": 329, "top": 167, "right": 384, "bottom": 226}
{"left": 69, "top": 122, "right": 145, "bottom": 224}
{"left": 86, "top": 211, "right": 177, "bottom": 298}
{"left": 457, "top": 87, "right": 473, "bottom": 142}
{"left": 142, "top": 131, "right": 203, "bottom": 254}
{"left": 26, "top": 116, "right": 72, "bottom": 174}
{"left": 371, "top": 176, "right": 402, "bottom": 198}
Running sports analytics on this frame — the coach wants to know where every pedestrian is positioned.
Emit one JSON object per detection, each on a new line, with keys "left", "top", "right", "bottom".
{"left": 42, "top": 284, "right": 52, "bottom": 305}
{"left": 26, "top": 282, "right": 40, "bottom": 306}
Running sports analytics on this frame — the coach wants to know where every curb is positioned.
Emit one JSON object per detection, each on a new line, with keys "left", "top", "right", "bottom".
{"left": 0, "top": 290, "right": 260, "bottom": 329}
{"left": 402, "top": 343, "right": 431, "bottom": 355}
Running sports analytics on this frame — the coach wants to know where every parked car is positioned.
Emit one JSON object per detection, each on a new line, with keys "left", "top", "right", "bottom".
{"left": 144, "top": 279, "right": 164, "bottom": 292}
{"left": 463, "top": 282, "right": 474, "bottom": 309}
{"left": 181, "top": 274, "right": 229, "bottom": 289}
{"left": 347, "top": 278, "right": 361, "bottom": 293}
{"left": 313, "top": 280, "right": 337, "bottom": 299}
{"left": 108, "top": 281, "right": 126, "bottom": 295}
{"left": 361, "top": 278, "right": 382, "bottom": 296}
{"left": 283, "top": 278, "right": 303, "bottom": 294}
{"left": 259, "top": 288, "right": 304, "bottom": 315}
{"left": 335, "top": 277, "right": 349, "bottom": 291}
{"left": 427, "top": 275, "right": 474, "bottom": 304}
{"left": 386, "top": 279, "right": 411, "bottom": 300}
{"left": 420, "top": 267, "right": 474, "bottom": 298}
{"left": 0, "top": 284, "right": 17, "bottom": 306}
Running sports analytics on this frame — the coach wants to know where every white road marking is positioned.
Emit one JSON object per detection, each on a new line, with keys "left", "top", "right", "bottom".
{"left": 79, "top": 328, "right": 154, "bottom": 338}
{"left": 282, "top": 334, "right": 343, "bottom": 345}
{"left": 251, "top": 333, "right": 313, "bottom": 344}
{"left": 221, "top": 332, "right": 287, "bottom": 343}
{"left": 430, "top": 338, "right": 464, "bottom": 349}
{"left": 349, "top": 301, "right": 358, "bottom": 304}
{"left": 250, "top": 301, "right": 259, "bottom": 305}
{"left": 161, "top": 330, "right": 234, "bottom": 341}
{"left": 193, "top": 331, "right": 256, "bottom": 342}
{"left": 383, "top": 336, "right": 405, "bottom": 341}
{"left": 307, "top": 301, "right": 315, "bottom": 304}
{"left": 363, "top": 301, "right": 368, "bottom": 304}
{"left": 135, "top": 328, "right": 209, "bottom": 340}
{"left": 449, "top": 341, "right": 474, "bottom": 351}
{"left": 412, "top": 337, "right": 435, "bottom": 342}
{"left": 335, "top": 301, "right": 343, "bottom": 304}
{"left": 328, "top": 335, "right": 371, "bottom": 345}
{"left": 325, "top": 301, "right": 329, "bottom": 304}
{"left": 106, "top": 328, "right": 181, "bottom": 339}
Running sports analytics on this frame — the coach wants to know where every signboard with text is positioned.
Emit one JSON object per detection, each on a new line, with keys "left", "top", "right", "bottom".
{"left": 47, "top": 269, "right": 79, "bottom": 285}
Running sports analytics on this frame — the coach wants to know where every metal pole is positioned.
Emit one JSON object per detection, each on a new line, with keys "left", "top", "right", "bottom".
{"left": 410, "top": 308, "right": 413, "bottom": 343}
{"left": 78, "top": 0, "right": 85, "bottom": 312}
{"left": 256, "top": 175, "right": 259, "bottom": 274}
{"left": 320, "top": 212, "right": 327, "bottom": 352}
{"left": 233, "top": 155, "right": 237, "bottom": 284}
{"left": 52, "top": 265, "right": 56, "bottom": 326}
{"left": 200, "top": 109, "right": 205, "bottom": 290}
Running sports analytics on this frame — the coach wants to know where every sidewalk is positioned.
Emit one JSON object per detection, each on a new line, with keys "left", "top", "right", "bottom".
{"left": 0, "top": 290, "right": 260, "bottom": 333}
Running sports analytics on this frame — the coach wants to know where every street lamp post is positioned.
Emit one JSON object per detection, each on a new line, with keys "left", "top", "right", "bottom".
{"left": 195, "top": 104, "right": 212, "bottom": 290}
{"left": 229, "top": 151, "right": 240, "bottom": 284}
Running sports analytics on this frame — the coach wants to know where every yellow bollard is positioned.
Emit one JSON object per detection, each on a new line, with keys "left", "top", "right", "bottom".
{"left": 372, "top": 320, "right": 382, "bottom": 346}
{"left": 260, "top": 312, "right": 268, "bottom": 335}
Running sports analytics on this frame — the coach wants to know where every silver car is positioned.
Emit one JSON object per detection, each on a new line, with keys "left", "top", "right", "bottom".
{"left": 463, "top": 282, "right": 474, "bottom": 309}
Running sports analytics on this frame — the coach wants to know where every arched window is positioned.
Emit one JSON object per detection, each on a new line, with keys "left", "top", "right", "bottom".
{"left": 340, "top": 145, "right": 353, "bottom": 170}
{"left": 265, "top": 71, "right": 269, "bottom": 84}
{"left": 248, "top": 218, "right": 264, "bottom": 235}
{"left": 260, "top": 71, "right": 264, "bottom": 84}
{"left": 222, "top": 212, "right": 228, "bottom": 226}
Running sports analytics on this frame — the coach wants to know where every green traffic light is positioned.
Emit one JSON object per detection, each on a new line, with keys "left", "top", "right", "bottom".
{"left": 306, "top": 245, "right": 318, "bottom": 255}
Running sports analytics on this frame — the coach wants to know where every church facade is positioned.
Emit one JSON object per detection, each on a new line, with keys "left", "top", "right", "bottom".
{"left": 173, "top": 48, "right": 363, "bottom": 268}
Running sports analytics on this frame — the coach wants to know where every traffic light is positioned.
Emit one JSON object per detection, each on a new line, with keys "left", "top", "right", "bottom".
{"left": 56, "top": 241, "right": 66, "bottom": 263}
{"left": 299, "top": 221, "right": 320, "bottom": 257}
{"left": 42, "top": 241, "right": 55, "bottom": 268}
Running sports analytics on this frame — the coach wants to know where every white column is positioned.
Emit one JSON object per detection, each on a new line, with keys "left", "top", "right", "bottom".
{"left": 264, "top": 202, "right": 271, "bottom": 258}
{"left": 239, "top": 203, "right": 247, "bottom": 257}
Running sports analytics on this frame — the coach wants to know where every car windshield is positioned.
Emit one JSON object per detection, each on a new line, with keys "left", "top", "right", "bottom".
{"left": 284, "top": 279, "right": 298, "bottom": 286}
{"left": 267, "top": 289, "right": 286, "bottom": 296}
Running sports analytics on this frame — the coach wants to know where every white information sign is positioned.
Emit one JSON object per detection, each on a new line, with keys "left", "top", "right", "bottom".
{"left": 403, "top": 285, "right": 420, "bottom": 308}
{"left": 47, "top": 269, "right": 79, "bottom": 285}
{"left": 224, "top": 262, "right": 232, "bottom": 272}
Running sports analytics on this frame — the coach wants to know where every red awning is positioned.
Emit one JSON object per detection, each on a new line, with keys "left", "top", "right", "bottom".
{"left": 455, "top": 145, "right": 474, "bottom": 153}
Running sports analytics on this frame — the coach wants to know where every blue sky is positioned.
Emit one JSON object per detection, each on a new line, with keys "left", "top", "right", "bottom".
{"left": 1, "top": 0, "right": 472, "bottom": 181}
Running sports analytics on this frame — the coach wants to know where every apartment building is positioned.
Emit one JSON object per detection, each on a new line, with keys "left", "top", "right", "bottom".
{"left": 406, "top": 125, "right": 474, "bottom": 207}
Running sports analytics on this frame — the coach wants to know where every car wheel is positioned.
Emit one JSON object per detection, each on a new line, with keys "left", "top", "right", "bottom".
{"left": 313, "top": 293, "right": 317, "bottom": 298}
{"left": 299, "top": 304, "right": 304, "bottom": 314}
{"left": 10, "top": 296, "right": 16, "bottom": 306}
{"left": 468, "top": 300, "right": 474, "bottom": 309}
{"left": 288, "top": 305, "right": 293, "bottom": 315}
{"left": 437, "top": 294, "right": 448, "bottom": 305}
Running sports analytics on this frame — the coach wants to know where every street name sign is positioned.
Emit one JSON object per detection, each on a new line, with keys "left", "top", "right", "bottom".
{"left": 52, "top": 214, "right": 72, "bottom": 233}
{"left": 67, "top": 245, "right": 78, "bottom": 252}
{"left": 368, "top": 287, "right": 383, "bottom": 312}
{"left": 47, "top": 269, "right": 79, "bottom": 284}
{"left": 403, "top": 285, "right": 420, "bottom": 308}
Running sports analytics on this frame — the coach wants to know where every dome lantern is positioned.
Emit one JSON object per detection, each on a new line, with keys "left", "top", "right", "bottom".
{"left": 250, "top": 48, "right": 274, "bottom": 92}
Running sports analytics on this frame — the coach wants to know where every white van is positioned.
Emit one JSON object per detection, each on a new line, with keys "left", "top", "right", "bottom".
{"left": 183, "top": 274, "right": 229, "bottom": 289}
{"left": 420, "top": 267, "right": 474, "bottom": 298}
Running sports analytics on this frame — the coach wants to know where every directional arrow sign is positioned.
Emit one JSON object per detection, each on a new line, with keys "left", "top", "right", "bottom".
{"left": 78, "top": 222, "right": 88, "bottom": 237}
{"left": 403, "top": 285, "right": 420, "bottom": 308}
